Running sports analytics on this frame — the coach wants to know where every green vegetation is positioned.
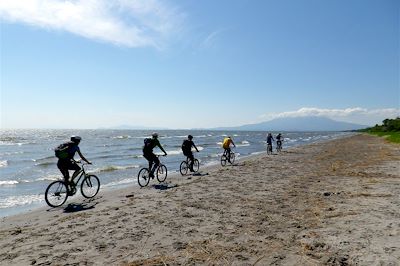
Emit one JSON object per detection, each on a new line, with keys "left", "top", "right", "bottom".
{"left": 359, "top": 117, "right": 400, "bottom": 143}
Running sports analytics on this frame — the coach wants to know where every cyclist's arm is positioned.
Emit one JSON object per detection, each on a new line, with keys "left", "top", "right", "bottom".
{"left": 193, "top": 143, "right": 199, "bottom": 152}
{"left": 231, "top": 141, "right": 236, "bottom": 148}
{"left": 77, "top": 150, "right": 91, "bottom": 164}
{"left": 158, "top": 144, "right": 168, "bottom": 156}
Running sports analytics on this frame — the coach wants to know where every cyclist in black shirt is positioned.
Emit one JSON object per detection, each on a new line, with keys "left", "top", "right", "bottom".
{"left": 181, "top": 135, "right": 199, "bottom": 172}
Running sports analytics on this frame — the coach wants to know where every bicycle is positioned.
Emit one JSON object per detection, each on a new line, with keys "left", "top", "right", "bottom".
{"left": 137, "top": 155, "right": 167, "bottom": 187}
{"left": 221, "top": 149, "right": 235, "bottom": 166}
{"left": 267, "top": 143, "right": 273, "bottom": 155}
{"left": 45, "top": 161, "right": 100, "bottom": 208}
{"left": 276, "top": 140, "right": 282, "bottom": 153}
{"left": 180, "top": 156, "right": 200, "bottom": 175}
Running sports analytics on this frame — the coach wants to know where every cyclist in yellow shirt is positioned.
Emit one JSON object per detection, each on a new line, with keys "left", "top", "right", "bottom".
{"left": 222, "top": 136, "right": 236, "bottom": 163}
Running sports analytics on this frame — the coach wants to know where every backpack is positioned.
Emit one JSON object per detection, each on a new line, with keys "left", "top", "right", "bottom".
{"left": 181, "top": 140, "right": 191, "bottom": 152}
{"left": 143, "top": 138, "right": 153, "bottom": 150}
{"left": 54, "top": 142, "right": 71, "bottom": 159}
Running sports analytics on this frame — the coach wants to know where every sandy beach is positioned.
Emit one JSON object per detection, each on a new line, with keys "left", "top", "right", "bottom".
{"left": 0, "top": 133, "right": 399, "bottom": 265}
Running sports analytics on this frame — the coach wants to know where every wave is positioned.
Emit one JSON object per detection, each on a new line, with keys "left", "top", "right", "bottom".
{"left": 0, "top": 160, "right": 8, "bottom": 168}
{"left": 0, "top": 180, "right": 18, "bottom": 186}
{"left": 35, "top": 161, "right": 55, "bottom": 167}
{"left": 102, "top": 178, "right": 135, "bottom": 188}
{"left": 0, "top": 194, "right": 44, "bottom": 209}
{"left": 165, "top": 149, "right": 182, "bottom": 155}
{"left": 92, "top": 165, "right": 140, "bottom": 173}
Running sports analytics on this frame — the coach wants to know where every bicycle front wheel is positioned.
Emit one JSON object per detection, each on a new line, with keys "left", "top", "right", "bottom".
{"left": 179, "top": 161, "right": 188, "bottom": 176}
{"left": 221, "top": 155, "right": 227, "bottom": 166}
{"left": 193, "top": 159, "right": 200, "bottom": 172}
{"left": 81, "top": 175, "right": 100, "bottom": 198}
{"left": 45, "top": 181, "right": 68, "bottom": 207}
{"left": 138, "top": 168, "right": 150, "bottom": 187}
{"left": 157, "top": 164, "right": 167, "bottom": 182}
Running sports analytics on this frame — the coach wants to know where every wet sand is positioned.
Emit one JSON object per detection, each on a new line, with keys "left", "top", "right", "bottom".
{"left": 0, "top": 133, "right": 399, "bottom": 265}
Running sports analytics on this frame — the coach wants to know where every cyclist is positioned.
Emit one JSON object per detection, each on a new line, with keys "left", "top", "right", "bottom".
{"left": 181, "top": 135, "right": 199, "bottom": 172}
{"left": 276, "top": 133, "right": 283, "bottom": 149}
{"left": 143, "top": 132, "right": 167, "bottom": 178}
{"left": 56, "top": 136, "right": 91, "bottom": 191}
{"left": 222, "top": 136, "right": 236, "bottom": 163}
{"left": 266, "top": 133, "right": 274, "bottom": 152}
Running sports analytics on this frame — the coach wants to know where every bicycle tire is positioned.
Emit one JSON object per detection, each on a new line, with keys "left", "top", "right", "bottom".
{"left": 180, "top": 161, "right": 188, "bottom": 176}
{"left": 157, "top": 164, "right": 168, "bottom": 182}
{"left": 221, "top": 155, "right": 227, "bottom": 166}
{"left": 81, "top": 175, "right": 100, "bottom": 198}
{"left": 230, "top": 153, "right": 236, "bottom": 164}
{"left": 138, "top": 168, "right": 150, "bottom": 187}
{"left": 193, "top": 159, "right": 200, "bottom": 172}
{"left": 45, "top": 180, "right": 68, "bottom": 207}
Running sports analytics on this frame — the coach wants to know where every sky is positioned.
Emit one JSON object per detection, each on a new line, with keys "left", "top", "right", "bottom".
{"left": 0, "top": 0, "right": 399, "bottom": 129}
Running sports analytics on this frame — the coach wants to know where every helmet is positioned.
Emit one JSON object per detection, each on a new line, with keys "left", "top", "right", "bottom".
{"left": 71, "top": 136, "right": 82, "bottom": 142}
{"left": 152, "top": 132, "right": 158, "bottom": 138}
{"left": 188, "top": 135, "right": 193, "bottom": 139}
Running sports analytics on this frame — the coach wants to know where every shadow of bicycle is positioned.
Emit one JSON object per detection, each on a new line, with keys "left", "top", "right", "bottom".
{"left": 63, "top": 203, "right": 96, "bottom": 213}
{"left": 152, "top": 184, "right": 179, "bottom": 190}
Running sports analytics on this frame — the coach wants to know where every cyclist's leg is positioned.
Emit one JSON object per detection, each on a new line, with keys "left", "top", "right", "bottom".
{"left": 150, "top": 153, "right": 160, "bottom": 176}
{"left": 69, "top": 161, "right": 81, "bottom": 181}
{"left": 188, "top": 152, "right": 195, "bottom": 171}
{"left": 57, "top": 159, "right": 70, "bottom": 183}
{"left": 226, "top": 148, "right": 231, "bottom": 162}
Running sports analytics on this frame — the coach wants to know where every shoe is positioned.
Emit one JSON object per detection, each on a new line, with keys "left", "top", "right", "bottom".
{"left": 149, "top": 173, "right": 154, "bottom": 179}
{"left": 190, "top": 169, "right": 195, "bottom": 172}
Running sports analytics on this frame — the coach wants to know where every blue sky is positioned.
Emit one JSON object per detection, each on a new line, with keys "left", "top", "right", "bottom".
{"left": 0, "top": 0, "right": 399, "bottom": 129}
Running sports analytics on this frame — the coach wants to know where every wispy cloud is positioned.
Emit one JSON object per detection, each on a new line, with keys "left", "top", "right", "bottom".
{"left": 200, "top": 28, "right": 226, "bottom": 49}
{"left": 0, "top": 0, "right": 185, "bottom": 48}
{"left": 260, "top": 107, "right": 400, "bottom": 125}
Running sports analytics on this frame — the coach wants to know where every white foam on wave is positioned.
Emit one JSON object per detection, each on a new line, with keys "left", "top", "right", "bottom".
{"left": 0, "top": 160, "right": 8, "bottom": 168}
{"left": 102, "top": 178, "right": 135, "bottom": 188}
{"left": 0, "top": 180, "right": 19, "bottom": 186}
{"left": 0, "top": 194, "right": 44, "bottom": 209}
{"left": 166, "top": 149, "right": 182, "bottom": 155}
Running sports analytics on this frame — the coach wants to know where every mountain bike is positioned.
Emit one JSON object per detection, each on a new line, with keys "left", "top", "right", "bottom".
{"left": 276, "top": 140, "right": 282, "bottom": 153}
{"left": 137, "top": 155, "right": 167, "bottom": 187}
{"left": 267, "top": 143, "right": 273, "bottom": 155}
{"left": 221, "top": 149, "right": 235, "bottom": 166}
{"left": 180, "top": 156, "right": 200, "bottom": 175}
{"left": 45, "top": 161, "right": 100, "bottom": 208}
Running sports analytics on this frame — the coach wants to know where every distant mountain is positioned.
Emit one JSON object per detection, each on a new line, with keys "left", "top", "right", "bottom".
{"left": 213, "top": 116, "right": 368, "bottom": 131}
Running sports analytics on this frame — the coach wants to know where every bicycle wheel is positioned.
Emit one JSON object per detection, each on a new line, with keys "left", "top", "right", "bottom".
{"left": 138, "top": 168, "right": 150, "bottom": 187}
{"left": 180, "top": 161, "right": 188, "bottom": 176}
{"left": 230, "top": 153, "right": 236, "bottom": 164}
{"left": 81, "top": 175, "right": 100, "bottom": 198}
{"left": 45, "top": 181, "right": 68, "bottom": 207}
{"left": 221, "top": 155, "right": 227, "bottom": 166}
{"left": 157, "top": 164, "right": 168, "bottom": 182}
{"left": 276, "top": 144, "right": 282, "bottom": 153}
{"left": 192, "top": 159, "right": 200, "bottom": 172}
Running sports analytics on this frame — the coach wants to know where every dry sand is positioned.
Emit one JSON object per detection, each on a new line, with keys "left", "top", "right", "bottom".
{"left": 0, "top": 133, "right": 399, "bottom": 265}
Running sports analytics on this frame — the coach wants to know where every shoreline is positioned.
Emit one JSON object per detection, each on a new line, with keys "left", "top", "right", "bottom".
{"left": 0, "top": 132, "right": 353, "bottom": 219}
{"left": 1, "top": 133, "right": 399, "bottom": 265}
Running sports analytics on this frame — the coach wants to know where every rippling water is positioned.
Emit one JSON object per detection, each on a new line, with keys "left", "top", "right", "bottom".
{"left": 0, "top": 129, "right": 350, "bottom": 217}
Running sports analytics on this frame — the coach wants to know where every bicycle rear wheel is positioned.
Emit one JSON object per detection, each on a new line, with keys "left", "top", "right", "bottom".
{"left": 45, "top": 180, "right": 68, "bottom": 207}
{"left": 193, "top": 159, "right": 200, "bottom": 172}
{"left": 157, "top": 164, "right": 167, "bottom": 182}
{"left": 81, "top": 175, "right": 100, "bottom": 198}
{"left": 180, "top": 161, "right": 188, "bottom": 176}
{"left": 138, "top": 168, "right": 150, "bottom": 187}
{"left": 221, "top": 155, "right": 227, "bottom": 166}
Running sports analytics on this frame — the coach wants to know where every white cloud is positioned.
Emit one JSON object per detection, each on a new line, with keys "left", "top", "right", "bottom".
{"left": 0, "top": 0, "right": 184, "bottom": 48}
{"left": 260, "top": 107, "right": 400, "bottom": 126}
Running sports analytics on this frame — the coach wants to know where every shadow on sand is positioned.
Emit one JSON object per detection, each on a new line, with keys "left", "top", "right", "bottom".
{"left": 63, "top": 203, "right": 96, "bottom": 213}
{"left": 152, "top": 184, "right": 179, "bottom": 190}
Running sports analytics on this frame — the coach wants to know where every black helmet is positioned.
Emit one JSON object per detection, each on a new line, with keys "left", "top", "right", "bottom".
{"left": 71, "top": 136, "right": 82, "bottom": 143}
{"left": 188, "top": 135, "right": 193, "bottom": 139}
